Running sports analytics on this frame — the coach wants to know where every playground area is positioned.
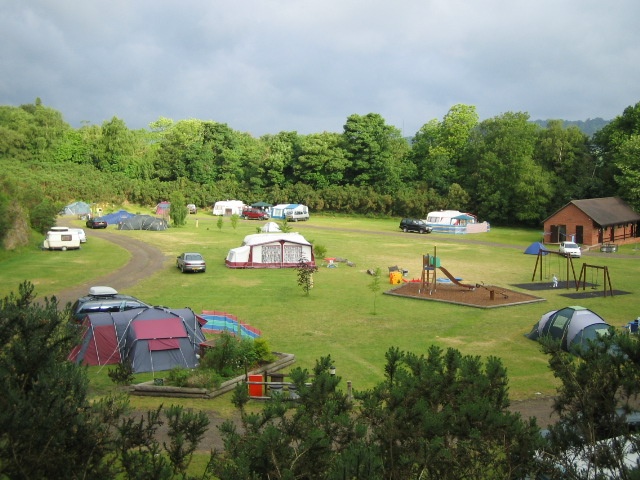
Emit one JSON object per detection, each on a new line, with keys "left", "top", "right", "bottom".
{"left": 385, "top": 281, "right": 545, "bottom": 308}
{"left": 384, "top": 248, "right": 545, "bottom": 308}
{"left": 385, "top": 245, "right": 630, "bottom": 307}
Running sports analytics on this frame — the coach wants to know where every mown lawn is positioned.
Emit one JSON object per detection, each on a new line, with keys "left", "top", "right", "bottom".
{"left": 3, "top": 213, "right": 640, "bottom": 402}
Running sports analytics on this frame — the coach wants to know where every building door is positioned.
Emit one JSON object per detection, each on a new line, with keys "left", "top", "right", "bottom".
{"left": 550, "top": 225, "right": 560, "bottom": 243}
{"left": 576, "top": 226, "right": 583, "bottom": 244}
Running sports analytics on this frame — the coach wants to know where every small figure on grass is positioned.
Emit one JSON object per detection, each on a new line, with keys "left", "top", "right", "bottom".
{"left": 552, "top": 274, "right": 558, "bottom": 288}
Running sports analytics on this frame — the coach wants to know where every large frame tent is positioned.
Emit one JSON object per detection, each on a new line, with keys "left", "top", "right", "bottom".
{"left": 69, "top": 306, "right": 205, "bottom": 373}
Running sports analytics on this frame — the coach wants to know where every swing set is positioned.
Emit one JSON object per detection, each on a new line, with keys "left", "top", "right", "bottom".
{"left": 531, "top": 250, "right": 578, "bottom": 289}
{"left": 577, "top": 264, "right": 614, "bottom": 297}
{"left": 531, "top": 250, "right": 614, "bottom": 296}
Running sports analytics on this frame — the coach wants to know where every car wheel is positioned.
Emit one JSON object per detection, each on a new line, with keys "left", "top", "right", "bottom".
{"left": 403, "top": 227, "right": 408, "bottom": 232}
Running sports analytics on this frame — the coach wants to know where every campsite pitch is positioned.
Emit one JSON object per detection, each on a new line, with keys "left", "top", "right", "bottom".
{"left": 385, "top": 282, "right": 545, "bottom": 308}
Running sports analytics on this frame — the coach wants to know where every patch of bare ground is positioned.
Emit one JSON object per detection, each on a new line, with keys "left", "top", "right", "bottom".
{"left": 385, "top": 281, "right": 546, "bottom": 308}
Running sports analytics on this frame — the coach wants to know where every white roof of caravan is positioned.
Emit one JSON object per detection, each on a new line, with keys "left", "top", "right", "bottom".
{"left": 242, "top": 232, "right": 310, "bottom": 246}
{"left": 272, "top": 203, "right": 302, "bottom": 209}
{"left": 214, "top": 200, "right": 245, "bottom": 206}
{"left": 426, "top": 210, "right": 464, "bottom": 217}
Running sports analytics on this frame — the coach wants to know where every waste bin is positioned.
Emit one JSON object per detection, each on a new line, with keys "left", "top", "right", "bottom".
{"left": 248, "top": 374, "right": 263, "bottom": 397}
{"left": 269, "top": 373, "right": 285, "bottom": 396}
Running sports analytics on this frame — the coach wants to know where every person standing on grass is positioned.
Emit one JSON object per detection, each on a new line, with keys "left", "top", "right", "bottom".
{"left": 552, "top": 274, "right": 558, "bottom": 288}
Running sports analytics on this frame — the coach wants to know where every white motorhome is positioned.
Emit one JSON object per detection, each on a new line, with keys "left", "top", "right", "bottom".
{"left": 42, "top": 227, "right": 81, "bottom": 251}
{"left": 212, "top": 200, "right": 246, "bottom": 216}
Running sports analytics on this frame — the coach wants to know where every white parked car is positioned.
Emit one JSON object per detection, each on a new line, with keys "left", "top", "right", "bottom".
{"left": 69, "top": 228, "right": 87, "bottom": 243}
{"left": 559, "top": 241, "right": 581, "bottom": 258}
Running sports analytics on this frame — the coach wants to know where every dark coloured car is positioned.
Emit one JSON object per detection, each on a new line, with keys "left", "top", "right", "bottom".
{"left": 71, "top": 286, "right": 149, "bottom": 322}
{"left": 399, "top": 218, "right": 432, "bottom": 234}
{"left": 86, "top": 217, "right": 108, "bottom": 229}
{"left": 241, "top": 208, "right": 269, "bottom": 220}
{"left": 176, "top": 252, "right": 206, "bottom": 273}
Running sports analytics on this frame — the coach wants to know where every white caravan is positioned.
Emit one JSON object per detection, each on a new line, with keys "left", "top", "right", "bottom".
{"left": 212, "top": 200, "right": 246, "bottom": 216}
{"left": 43, "top": 227, "right": 81, "bottom": 251}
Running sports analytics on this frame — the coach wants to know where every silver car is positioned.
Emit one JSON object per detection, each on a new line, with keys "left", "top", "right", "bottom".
{"left": 176, "top": 252, "right": 206, "bottom": 273}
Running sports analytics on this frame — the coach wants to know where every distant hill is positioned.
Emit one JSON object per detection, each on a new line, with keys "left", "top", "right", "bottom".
{"left": 531, "top": 118, "right": 611, "bottom": 136}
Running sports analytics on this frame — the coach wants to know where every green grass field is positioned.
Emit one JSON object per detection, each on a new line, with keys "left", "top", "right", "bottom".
{"left": 3, "top": 213, "right": 640, "bottom": 401}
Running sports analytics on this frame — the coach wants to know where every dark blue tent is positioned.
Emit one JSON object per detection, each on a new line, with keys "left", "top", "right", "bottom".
{"left": 100, "top": 210, "right": 135, "bottom": 225}
{"left": 524, "top": 242, "right": 549, "bottom": 255}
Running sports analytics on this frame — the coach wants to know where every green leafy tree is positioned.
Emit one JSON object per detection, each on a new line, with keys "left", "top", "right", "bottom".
{"left": 0, "top": 282, "right": 126, "bottom": 479}
{"left": 216, "top": 216, "right": 223, "bottom": 230}
{"left": 230, "top": 213, "right": 239, "bottom": 230}
{"left": 533, "top": 120, "right": 596, "bottom": 210}
{"left": 411, "top": 104, "right": 478, "bottom": 194}
{"left": 536, "top": 333, "right": 640, "bottom": 478}
{"left": 278, "top": 218, "right": 292, "bottom": 232}
{"left": 0, "top": 282, "right": 216, "bottom": 480}
{"left": 342, "top": 113, "right": 413, "bottom": 194}
{"left": 367, "top": 267, "right": 382, "bottom": 315}
{"left": 296, "top": 258, "right": 318, "bottom": 295}
{"left": 358, "top": 346, "right": 542, "bottom": 479}
{"left": 593, "top": 101, "right": 640, "bottom": 204}
{"left": 169, "top": 191, "right": 188, "bottom": 227}
{"left": 294, "top": 132, "right": 350, "bottom": 189}
{"left": 0, "top": 186, "right": 13, "bottom": 244}
{"left": 463, "top": 112, "right": 552, "bottom": 226}
{"left": 258, "top": 131, "right": 298, "bottom": 188}
{"left": 30, "top": 198, "right": 59, "bottom": 234}
{"left": 614, "top": 134, "right": 640, "bottom": 210}
{"left": 210, "top": 356, "right": 378, "bottom": 479}
{"left": 96, "top": 116, "right": 136, "bottom": 173}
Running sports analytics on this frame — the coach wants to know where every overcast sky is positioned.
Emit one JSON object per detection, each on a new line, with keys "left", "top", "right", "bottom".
{"left": 2, "top": 1, "right": 639, "bottom": 137}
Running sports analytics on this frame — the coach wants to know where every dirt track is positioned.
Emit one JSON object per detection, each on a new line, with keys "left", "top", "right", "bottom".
{"left": 54, "top": 219, "right": 170, "bottom": 306}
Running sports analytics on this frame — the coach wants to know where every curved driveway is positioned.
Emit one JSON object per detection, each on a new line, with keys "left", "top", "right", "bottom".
{"left": 53, "top": 221, "right": 169, "bottom": 305}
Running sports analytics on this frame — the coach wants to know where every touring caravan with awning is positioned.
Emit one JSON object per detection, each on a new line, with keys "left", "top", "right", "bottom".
{"left": 424, "top": 210, "right": 489, "bottom": 234}
{"left": 270, "top": 204, "right": 309, "bottom": 221}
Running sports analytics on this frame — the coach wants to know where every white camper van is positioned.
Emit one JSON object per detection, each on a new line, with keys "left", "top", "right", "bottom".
{"left": 42, "top": 227, "right": 81, "bottom": 251}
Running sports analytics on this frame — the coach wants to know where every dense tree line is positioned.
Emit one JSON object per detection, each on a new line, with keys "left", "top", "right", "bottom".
{"left": 1, "top": 98, "right": 639, "bottom": 246}
{"left": 3, "top": 283, "right": 640, "bottom": 478}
